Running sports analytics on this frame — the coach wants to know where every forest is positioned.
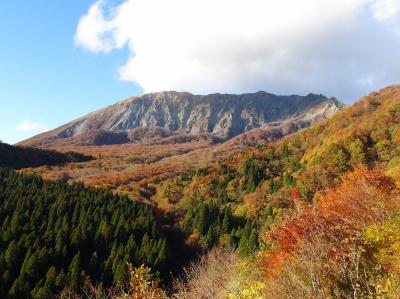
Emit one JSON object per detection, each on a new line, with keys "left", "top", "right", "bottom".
{"left": 0, "top": 167, "right": 181, "bottom": 298}
{"left": 160, "top": 85, "right": 400, "bottom": 241}
{"left": 0, "top": 143, "right": 91, "bottom": 169}
{"left": 148, "top": 85, "right": 400, "bottom": 297}
{"left": 1, "top": 86, "right": 400, "bottom": 298}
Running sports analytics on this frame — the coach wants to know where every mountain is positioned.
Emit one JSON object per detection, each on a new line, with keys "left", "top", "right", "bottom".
{"left": 5, "top": 86, "right": 400, "bottom": 298}
{"left": 19, "top": 91, "right": 343, "bottom": 147}
{"left": 147, "top": 85, "right": 400, "bottom": 298}
{"left": 155, "top": 84, "right": 400, "bottom": 247}
{"left": 16, "top": 90, "right": 343, "bottom": 203}
{"left": 165, "top": 85, "right": 400, "bottom": 213}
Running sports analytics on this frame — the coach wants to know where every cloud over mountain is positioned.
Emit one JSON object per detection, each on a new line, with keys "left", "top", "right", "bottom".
{"left": 75, "top": 0, "right": 400, "bottom": 102}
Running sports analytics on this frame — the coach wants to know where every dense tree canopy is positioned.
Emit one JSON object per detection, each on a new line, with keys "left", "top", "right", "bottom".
{"left": 262, "top": 166, "right": 400, "bottom": 298}
{"left": 0, "top": 167, "right": 172, "bottom": 298}
{"left": 161, "top": 86, "right": 400, "bottom": 241}
{"left": 0, "top": 143, "right": 91, "bottom": 169}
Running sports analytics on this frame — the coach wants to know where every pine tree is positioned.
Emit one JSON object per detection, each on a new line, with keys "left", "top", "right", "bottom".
{"left": 336, "top": 149, "right": 348, "bottom": 172}
{"left": 205, "top": 226, "right": 215, "bottom": 247}
{"left": 246, "top": 174, "right": 256, "bottom": 193}
{"left": 33, "top": 285, "right": 51, "bottom": 299}
{"left": 155, "top": 239, "right": 167, "bottom": 267}
{"left": 5, "top": 241, "right": 21, "bottom": 269}
{"left": 113, "top": 262, "right": 127, "bottom": 286}
{"left": 348, "top": 138, "right": 367, "bottom": 164}
{"left": 25, "top": 250, "right": 41, "bottom": 281}
{"left": 198, "top": 204, "right": 209, "bottom": 235}
{"left": 18, "top": 249, "right": 32, "bottom": 280}
{"left": 125, "top": 236, "right": 137, "bottom": 261}
{"left": 71, "top": 226, "right": 82, "bottom": 249}
{"left": 221, "top": 209, "right": 231, "bottom": 234}
{"left": 8, "top": 277, "right": 30, "bottom": 299}
{"left": 151, "top": 222, "right": 157, "bottom": 238}
{"left": 238, "top": 220, "right": 252, "bottom": 256}
{"left": 248, "top": 229, "right": 258, "bottom": 253}
{"left": 55, "top": 270, "right": 66, "bottom": 290}
{"left": 69, "top": 252, "right": 81, "bottom": 286}
{"left": 44, "top": 266, "right": 57, "bottom": 290}
{"left": 238, "top": 233, "right": 249, "bottom": 256}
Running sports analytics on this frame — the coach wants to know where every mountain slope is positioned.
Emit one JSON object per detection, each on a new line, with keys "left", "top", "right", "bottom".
{"left": 0, "top": 167, "right": 194, "bottom": 298}
{"left": 0, "top": 142, "right": 91, "bottom": 169}
{"left": 6, "top": 86, "right": 400, "bottom": 298}
{"left": 153, "top": 84, "right": 400, "bottom": 239}
{"left": 20, "top": 91, "right": 343, "bottom": 147}
{"left": 134, "top": 86, "right": 400, "bottom": 298}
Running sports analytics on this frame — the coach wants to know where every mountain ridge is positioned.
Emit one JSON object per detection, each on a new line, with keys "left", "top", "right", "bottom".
{"left": 19, "top": 90, "right": 344, "bottom": 147}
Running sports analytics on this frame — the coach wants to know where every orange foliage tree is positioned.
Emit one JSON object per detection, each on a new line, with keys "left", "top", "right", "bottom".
{"left": 262, "top": 166, "right": 400, "bottom": 298}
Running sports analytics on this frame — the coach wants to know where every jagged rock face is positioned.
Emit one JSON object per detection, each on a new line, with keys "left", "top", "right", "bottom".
{"left": 21, "top": 91, "right": 344, "bottom": 146}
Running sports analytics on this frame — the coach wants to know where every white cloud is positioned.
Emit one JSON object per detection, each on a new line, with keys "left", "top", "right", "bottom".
{"left": 75, "top": 0, "right": 116, "bottom": 52}
{"left": 371, "top": 0, "right": 400, "bottom": 21}
{"left": 75, "top": 0, "right": 400, "bottom": 102}
{"left": 17, "top": 120, "right": 48, "bottom": 133}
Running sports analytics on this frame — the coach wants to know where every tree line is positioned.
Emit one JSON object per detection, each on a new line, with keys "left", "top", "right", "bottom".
{"left": 0, "top": 142, "right": 91, "bottom": 169}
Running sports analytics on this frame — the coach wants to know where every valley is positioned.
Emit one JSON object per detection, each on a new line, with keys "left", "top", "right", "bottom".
{"left": 3, "top": 1, "right": 400, "bottom": 297}
{"left": 1, "top": 86, "right": 400, "bottom": 298}
{"left": 17, "top": 90, "right": 342, "bottom": 203}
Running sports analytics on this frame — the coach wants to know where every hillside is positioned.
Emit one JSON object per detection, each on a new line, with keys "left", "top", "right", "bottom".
{"left": 142, "top": 85, "right": 400, "bottom": 271}
{"left": 0, "top": 143, "right": 91, "bottom": 169}
{"left": 5, "top": 85, "right": 400, "bottom": 298}
{"left": 0, "top": 167, "right": 195, "bottom": 298}
{"left": 19, "top": 91, "right": 342, "bottom": 147}
{"left": 164, "top": 85, "right": 400, "bottom": 214}
{"left": 172, "top": 166, "right": 400, "bottom": 299}
{"left": 41, "top": 84, "right": 400, "bottom": 298}
{"left": 143, "top": 87, "right": 400, "bottom": 298}
{"left": 17, "top": 91, "right": 342, "bottom": 203}
{"left": 0, "top": 144, "right": 252, "bottom": 298}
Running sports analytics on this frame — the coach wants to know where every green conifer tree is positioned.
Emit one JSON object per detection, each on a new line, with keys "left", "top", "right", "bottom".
{"left": 68, "top": 252, "right": 81, "bottom": 286}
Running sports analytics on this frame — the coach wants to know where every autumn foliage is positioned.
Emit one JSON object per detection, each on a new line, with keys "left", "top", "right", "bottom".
{"left": 262, "top": 166, "right": 400, "bottom": 298}
{"left": 6, "top": 85, "right": 400, "bottom": 298}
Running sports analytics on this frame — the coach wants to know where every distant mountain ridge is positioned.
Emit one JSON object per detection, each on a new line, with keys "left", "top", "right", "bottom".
{"left": 0, "top": 142, "right": 91, "bottom": 169}
{"left": 20, "top": 91, "right": 344, "bottom": 147}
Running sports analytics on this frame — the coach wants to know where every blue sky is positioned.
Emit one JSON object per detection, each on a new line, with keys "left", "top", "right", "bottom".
{"left": 0, "top": 1, "right": 142, "bottom": 144}
{"left": 1, "top": 0, "right": 399, "bottom": 144}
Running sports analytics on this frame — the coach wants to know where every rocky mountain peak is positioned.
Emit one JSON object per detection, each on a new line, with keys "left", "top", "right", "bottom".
{"left": 20, "top": 91, "right": 344, "bottom": 147}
